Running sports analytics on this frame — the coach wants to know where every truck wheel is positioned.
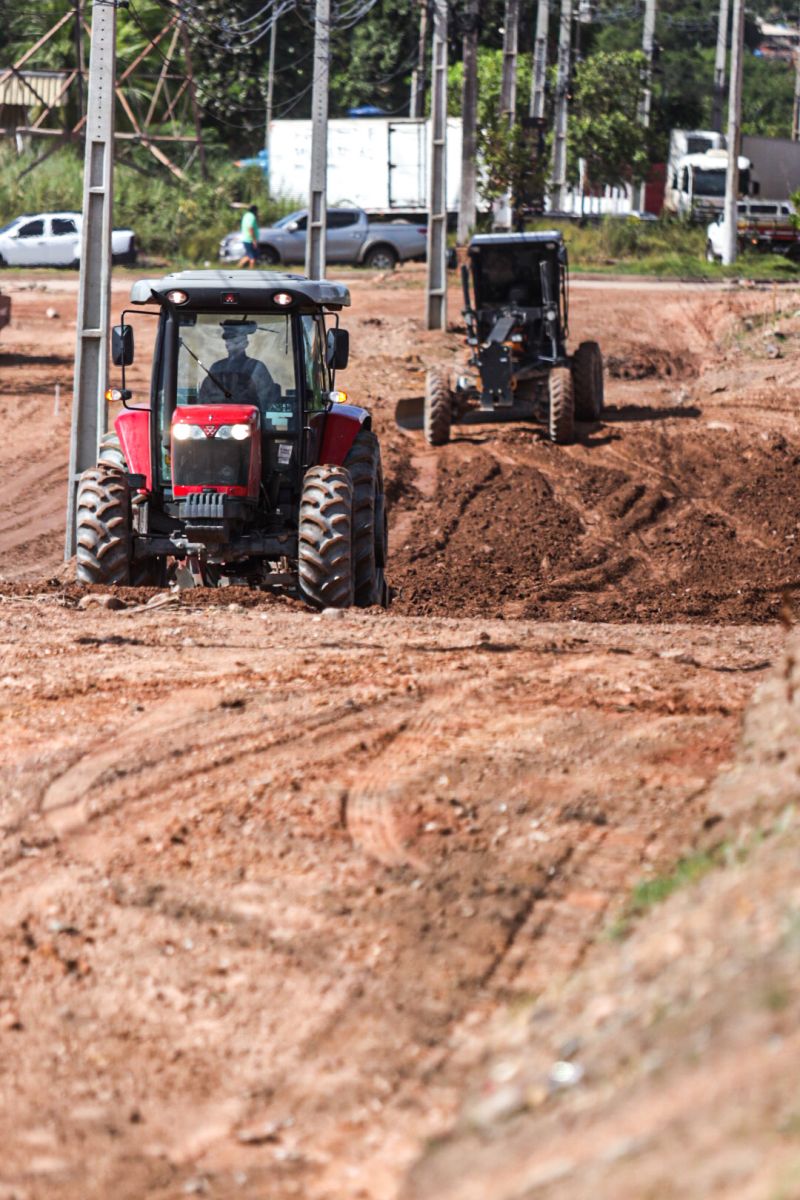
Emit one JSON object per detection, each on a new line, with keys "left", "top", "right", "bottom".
{"left": 344, "top": 429, "right": 388, "bottom": 606}
{"left": 424, "top": 367, "right": 451, "bottom": 446}
{"left": 548, "top": 367, "right": 575, "bottom": 445}
{"left": 705, "top": 241, "right": 719, "bottom": 264}
{"left": 364, "top": 244, "right": 398, "bottom": 271}
{"left": 298, "top": 464, "right": 355, "bottom": 609}
{"left": 258, "top": 245, "right": 279, "bottom": 266}
{"left": 75, "top": 464, "right": 133, "bottom": 585}
{"left": 572, "top": 341, "right": 604, "bottom": 421}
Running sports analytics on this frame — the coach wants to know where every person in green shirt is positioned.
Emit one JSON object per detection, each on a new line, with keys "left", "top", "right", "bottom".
{"left": 236, "top": 205, "right": 259, "bottom": 269}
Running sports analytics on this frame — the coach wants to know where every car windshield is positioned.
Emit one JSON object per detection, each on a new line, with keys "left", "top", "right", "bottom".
{"left": 175, "top": 312, "right": 297, "bottom": 427}
{"left": 272, "top": 211, "right": 303, "bottom": 229}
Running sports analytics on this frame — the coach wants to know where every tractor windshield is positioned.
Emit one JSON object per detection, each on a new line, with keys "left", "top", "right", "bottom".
{"left": 175, "top": 312, "right": 296, "bottom": 419}
{"left": 472, "top": 245, "right": 552, "bottom": 308}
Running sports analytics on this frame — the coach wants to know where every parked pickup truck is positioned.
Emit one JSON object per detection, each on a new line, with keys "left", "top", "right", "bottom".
{"left": 218, "top": 206, "right": 427, "bottom": 270}
{"left": 706, "top": 199, "right": 800, "bottom": 262}
{"left": 0, "top": 211, "right": 137, "bottom": 268}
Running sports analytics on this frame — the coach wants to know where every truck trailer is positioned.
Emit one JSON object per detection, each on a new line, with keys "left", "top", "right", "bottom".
{"left": 266, "top": 117, "right": 464, "bottom": 218}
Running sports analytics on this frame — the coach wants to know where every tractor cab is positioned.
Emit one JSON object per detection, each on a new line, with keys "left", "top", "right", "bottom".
{"left": 463, "top": 232, "right": 569, "bottom": 382}
{"left": 75, "top": 270, "right": 388, "bottom": 608}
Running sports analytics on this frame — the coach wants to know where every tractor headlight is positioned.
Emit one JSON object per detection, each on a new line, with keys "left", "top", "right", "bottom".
{"left": 173, "top": 423, "right": 204, "bottom": 441}
{"left": 216, "top": 424, "right": 251, "bottom": 440}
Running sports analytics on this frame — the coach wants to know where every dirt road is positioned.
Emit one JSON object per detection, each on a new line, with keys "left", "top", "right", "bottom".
{"left": 0, "top": 267, "right": 797, "bottom": 1198}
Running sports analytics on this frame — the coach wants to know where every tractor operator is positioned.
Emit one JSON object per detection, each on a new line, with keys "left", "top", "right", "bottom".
{"left": 199, "top": 321, "right": 280, "bottom": 411}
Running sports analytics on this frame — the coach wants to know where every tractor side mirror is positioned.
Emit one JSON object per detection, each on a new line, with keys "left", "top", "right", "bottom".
{"left": 112, "top": 323, "right": 134, "bottom": 366}
{"left": 326, "top": 327, "right": 349, "bottom": 371}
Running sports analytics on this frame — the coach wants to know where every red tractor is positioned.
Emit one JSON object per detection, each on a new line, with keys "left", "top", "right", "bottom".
{"left": 75, "top": 270, "right": 388, "bottom": 608}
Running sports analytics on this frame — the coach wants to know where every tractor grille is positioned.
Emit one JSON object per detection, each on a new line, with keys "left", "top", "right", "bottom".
{"left": 172, "top": 435, "right": 251, "bottom": 489}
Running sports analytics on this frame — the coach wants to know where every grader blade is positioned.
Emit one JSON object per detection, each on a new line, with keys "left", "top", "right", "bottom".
{"left": 395, "top": 396, "right": 425, "bottom": 431}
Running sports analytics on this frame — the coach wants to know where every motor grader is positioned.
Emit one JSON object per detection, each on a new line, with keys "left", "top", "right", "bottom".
{"left": 74, "top": 269, "right": 388, "bottom": 608}
{"left": 402, "top": 231, "right": 603, "bottom": 445}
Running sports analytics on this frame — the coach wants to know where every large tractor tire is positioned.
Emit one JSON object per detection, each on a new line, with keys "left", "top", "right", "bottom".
{"left": 424, "top": 367, "right": 451, "bottom": 446}
{"left": 75, "top": 465, "right": 133, "bottom": 585}
{"left": 572, "top": 340, "right": 604, "bottom": 421}
{"left": 298, "top": 464, "right": 355, "bottom": 609}
{"left": 344, "top": 428, "right": 389, "bottom": 607}
{"left": 548, "top": 367, "right": 575, "bottom": 445}
{"left": 98, "top": 429, "right": 127, "bottom": 471}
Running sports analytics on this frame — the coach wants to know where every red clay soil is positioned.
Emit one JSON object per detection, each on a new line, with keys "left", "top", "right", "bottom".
{"left": 0, "top": 267, "right": 797, "bottom": 1199}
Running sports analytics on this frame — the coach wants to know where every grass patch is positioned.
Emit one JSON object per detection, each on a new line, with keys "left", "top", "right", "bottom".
{"left": 525, "top": 215, "right": 800, "bottom": 281}
{"left": 608, "top": 848, "right": 724, "bottom": 940}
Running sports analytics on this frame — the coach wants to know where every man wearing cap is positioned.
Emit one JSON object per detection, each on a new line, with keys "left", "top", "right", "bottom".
{"left": 199, "top": 322, "right": 279, "bottom": 410}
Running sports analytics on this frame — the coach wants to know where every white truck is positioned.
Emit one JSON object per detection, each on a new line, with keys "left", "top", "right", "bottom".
{"left": 266, "top": 117, "right": 464, "bottom": 217}
{"left": 664, "top": 129, "right": 800, "bottom": 220}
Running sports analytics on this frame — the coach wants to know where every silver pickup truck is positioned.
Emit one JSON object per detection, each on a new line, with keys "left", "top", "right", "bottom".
{"left": 219, "top": 207, "right": 428, "bottom": 271}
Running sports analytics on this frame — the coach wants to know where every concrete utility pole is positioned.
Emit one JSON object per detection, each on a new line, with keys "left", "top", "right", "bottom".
{"left": 500, "top": 0, "right": 520, "bottom": 122}
{"left": 65, "top": 0, "right": 117, "bottom": 559}
{"left": 712, "top": 0, "right": 731, "bottom": 134}
{"left": 306, "top": 0, "right": 330, "bottom": 279}
{"left": 426, "top": 0, "right": 448, "bottom": 330}
{"left": 410, "top": 0, "right": 428, "bottom": 118}
{"left": 722, "top": 0, "right": 745, "bottom": 264}
{"left": 264, "top": 14, "right": 278, "bottom": 194}
{"left": 550, "top": 0, "right": 572, "bottom": 211}
{"left": 793, "top": 45, "right": 800, "bottom": 139}
{"left": 458, "top": 0, "right": 479, "bottom": 244}
{"left": 636, "top": 0, "right": 658, "bottom": 211}
{"left": 530, "top": 0, "right": 550, "bottom": 120}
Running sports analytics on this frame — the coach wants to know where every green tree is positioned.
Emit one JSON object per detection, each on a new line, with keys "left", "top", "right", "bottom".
{"left": 569, "top": 50, "right": 650, "bottom": 188}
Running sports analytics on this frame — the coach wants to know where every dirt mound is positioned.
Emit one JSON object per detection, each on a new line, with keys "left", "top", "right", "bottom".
{"left": 605, "top": 346, "right": 697, "bottom": 380}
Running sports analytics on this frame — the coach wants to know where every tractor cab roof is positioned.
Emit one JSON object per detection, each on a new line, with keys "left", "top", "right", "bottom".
{"left": 129, "top": 269, "right": 350, "bottom": 311}
{"left": 468, "top": 231, "right": 564, "bottom": 252}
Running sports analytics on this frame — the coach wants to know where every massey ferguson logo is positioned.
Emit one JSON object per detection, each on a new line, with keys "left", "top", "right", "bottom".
{"left": 203, "top": 425, "right": 217, "bottom": 437}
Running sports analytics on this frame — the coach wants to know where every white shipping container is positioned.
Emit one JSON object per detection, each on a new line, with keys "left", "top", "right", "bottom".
{"left": 268, "top": 117, "right": 463, "bottom": 214}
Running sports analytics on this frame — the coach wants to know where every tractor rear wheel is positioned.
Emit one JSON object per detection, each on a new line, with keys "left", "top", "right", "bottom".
{"left": 344, "top": 428, "right": 388, "bottom": 607}
{"left": 298, "top": 464, "right": 355, "bottom": 609}
{"left": 75, "top": 465, "right": 133, "bottom": 585}
{"left": 548, "top": 367, "right": 575, "bottom": 444}
{"left": 572, "top": 340, "right": 604, "bottom": 421}
{"left": 424, "top": 367, "right": 451, "bottom": 446}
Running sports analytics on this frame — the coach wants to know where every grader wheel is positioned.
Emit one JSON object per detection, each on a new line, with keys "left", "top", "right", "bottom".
{"left": 572, "top": 340, "right": 604, "bottom": 421}
{"left": 424, "top": 368, "right": 452, "bottom": 446}
{"left": 548, "top": 367, "right": 575, "bottom": 445}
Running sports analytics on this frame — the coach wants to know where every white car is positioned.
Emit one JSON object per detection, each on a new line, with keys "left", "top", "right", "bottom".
{"left": 0, "top": 211, "right": 138, "bottom": 268}
{"left": 706, "top": 199, "right": 799, "bottom": 262}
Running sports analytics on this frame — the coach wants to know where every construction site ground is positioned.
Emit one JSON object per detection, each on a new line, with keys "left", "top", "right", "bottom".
{"left": 1, "top": 266, "right": 799, "bottom": 1199}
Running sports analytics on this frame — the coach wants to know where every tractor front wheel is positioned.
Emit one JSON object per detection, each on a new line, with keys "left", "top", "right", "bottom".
{"left": 548, "top": 367, "right": 575, "bottom": 444}
{"left": 75, "top": 464, "right": 133, "bottom": 585}
{"left": 424, "top": 367, "right": 451, "bottom": 446}
{"left": 344, "top": 428, "right": 389, "bottom": 607}
{"left": 572, "top": 340, "right": 604, "bottom": 421}
{"left": 298, "top": 464, "right": 355, "bottom": 609}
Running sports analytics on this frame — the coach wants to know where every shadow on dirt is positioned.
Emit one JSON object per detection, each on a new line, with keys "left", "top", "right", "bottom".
{"left": 603, "top": 404, "right": 702, "bottom": 423}
{"left": 0, "top": 352, "right": 71, "bottom": 368}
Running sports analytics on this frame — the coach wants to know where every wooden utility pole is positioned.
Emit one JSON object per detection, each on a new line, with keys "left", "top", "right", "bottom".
{"left": 636, "top": 0, "right": 657, "bottom": 211}
{"left": 551, "top": 0, "right": 572, "bottom": 211}
{"left": 458, "top": 0, "right": 479, "bottom": 244}
{"left": 306, "top": 0, "right": 330, "bottom": 279}
{"left": 265, "top": 14, "right": 278, "bottom": 194}
{"left": 410, "top": 0, "right": 428, "bottom": 118}
{"left": 65, "top": 0, "right": 116, "bottom": 558}
{"left": 530, "top": 0, "right": 550, "bottom": 120}
{"left": 426, "top": 0, "right": 448, "bottom": 330}
{"left": 722, "top": 0, "right": 744, "bottom": 264}
{"left": 712, "top": 0, "right": 730, "bottom": 134}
